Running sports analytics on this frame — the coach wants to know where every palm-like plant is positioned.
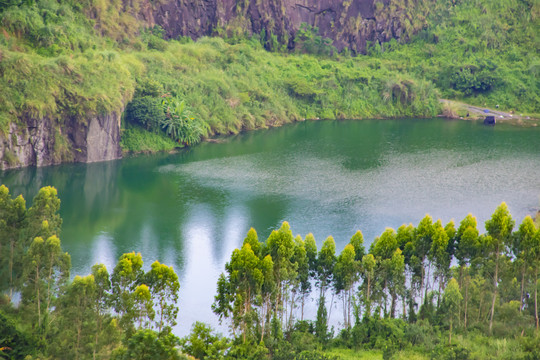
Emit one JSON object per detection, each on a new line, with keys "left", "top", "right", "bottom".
{"left": 160, "top": 96, "right": 208, "bottom": 145}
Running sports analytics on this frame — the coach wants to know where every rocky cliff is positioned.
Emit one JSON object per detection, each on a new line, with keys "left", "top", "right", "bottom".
{"left": 149, "top": 0, "right": 425, "bottom": 54}
{"left": 0, "top": 111, "right": 122, "bottom": 170}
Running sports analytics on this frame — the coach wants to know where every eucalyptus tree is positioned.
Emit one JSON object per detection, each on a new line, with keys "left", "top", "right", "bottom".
{"left": 145, "top": 261, "right": 180, "bottom": 334}
{"left": 25, "top": 186, "right": 62, "bottom": 240}
{"left": 396, "top": 223, "right": 416, "bottom": 317}
{"left": 334, "top": 244, "right": 357, "bottom": 328}
{"left": 317, "top": 236, "right": 336, "bottom": 322}
{"left": 388, "top": 248, "right": 405, "bottom": 319}
{"left": 264, "top": 222, "right": 297, "bottom": 324}
{"left": 0, "top": 185, "right": 26, "bottom": 300}
{"left": 443, "top": 278, "right": 462, "bottom": 344}
{"left": 133, "top": 284, "right": 154, "bottom": 330}
{"left": 485, "top": 202, "right": 514, "bottom": 333}
{"left": 111, "top": 252, "right": 145, "bottom": 334}
{"left": 21, "top": 235, "right": 70, "bottom": 333}
{"left": 414, "top": 215, "right": 435, "bottom": 303}
{"left": 91, "top": 263, "right": 113, "bottom": 359}
{"left": 370, "top": 228, "right": 399, "bottom": 317}
{"left": 513, "top": 216, "right": 537, "bottom": 315}
{"left": 361, "top": 253, "right": 376, "bottom": 316}
{"left": 430, "top": 220, "right": 451, "bottom": 306}
{"left": 292, "top": 235, "right": 309, "bottom": 323}
{"left": 53, "top": 274, "right": 97, "bottom": 360}
{"left": 304, "top": 233, "right": 318, "bottom": 277}
{"left": 526, "top": 220, "right": 540, "bottom": 330}
{"left": 455, "top": 214, "right": 480, "bottom": 328}
{"left": 227, "top": 243, "right": 264, "bottom": 342}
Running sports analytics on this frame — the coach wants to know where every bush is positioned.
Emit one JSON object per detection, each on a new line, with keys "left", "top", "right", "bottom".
{"left": 125, "top": 96, "right": 166, "bottom": 131}
{"left": 180, "top": 322, "right": 229, "bottom": 360}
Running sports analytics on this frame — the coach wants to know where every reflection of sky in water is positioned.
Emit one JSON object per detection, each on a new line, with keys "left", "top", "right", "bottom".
{"left": 2, "top": 118, "right": 540, "bottom": 336}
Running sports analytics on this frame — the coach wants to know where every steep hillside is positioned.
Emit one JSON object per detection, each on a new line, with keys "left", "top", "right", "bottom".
{"left": 0, "top": 0, "right": 537, "bottom": 169}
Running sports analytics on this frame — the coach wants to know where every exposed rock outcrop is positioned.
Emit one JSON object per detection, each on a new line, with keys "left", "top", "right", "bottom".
{"left": 149, "top": 0, "right": 423, "bottom": 54}
{"left": 0, "top": 111, "right": 122, "bottom": 170}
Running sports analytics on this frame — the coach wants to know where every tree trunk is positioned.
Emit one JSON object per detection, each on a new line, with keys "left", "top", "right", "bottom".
{"left": 464, "top": 277, "right": 469, "bottom": 329}
{"left": 535, "top": 267, "right": 539, "bottom": 331}
{"left": 449, "top": 319, "right": 452, "bottom": 344}
{"left": 489, "top": 248, "right": 499, "bottom": 333}
{"left": 9, "top": 240, "right": 14, "bottom": 301}
{"left": 36, "top": 265, "right": 41, "bottom": 329}
{"left": 520, "top": 264, "right": 526, "bottom": 313}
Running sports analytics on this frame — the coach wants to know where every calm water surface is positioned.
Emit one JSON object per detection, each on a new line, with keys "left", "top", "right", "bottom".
{"left": 2, "top": 118, "right": 540, "bottom": 335}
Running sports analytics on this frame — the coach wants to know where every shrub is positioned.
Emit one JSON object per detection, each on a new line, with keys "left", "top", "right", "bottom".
{"left": 125, "top": 96, "right": 165, "bottom": 131}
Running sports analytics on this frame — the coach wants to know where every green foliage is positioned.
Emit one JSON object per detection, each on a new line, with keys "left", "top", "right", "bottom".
{"left": 112, "top": 329, "right": 182, "bottom": 360}
{"left": 0, "top": 310, "right": 36, "bottom": 359}
{"left": 295, "top": 23, "right": 335, "bottom": 57}
{"left": 180, "top": 321, "right": 230, "bottom": 360}
{"left": 160, "top": 96, "right": 209, "bottom": 145}
{"left": 125, "top": 96, "right": 166, "bottom": 131}
{"left": 120, "top": 125, "right": 178, "bottom": 153}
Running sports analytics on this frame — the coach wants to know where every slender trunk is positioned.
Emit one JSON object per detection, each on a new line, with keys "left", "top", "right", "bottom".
{"left": 489, "top": 248, "right": 499, "bottom": 333}
{"left": 94, "top": 311, "right": 101, "bottom": 360}
{"left": 384, "top": 278, "right": 388, "bottom": 316}
{"left": 464, "top": 277, "right": 469, "bottom": 329}
{"left": 76, "top": 317, "right": 81, "bottom": 360}
{"left": 390, "top": 291, "right": 396, "bottom": 318}
{"left": 301, "top": 293, "right": 305, "bottom": 321}
{"left": 477, "top": 294, "right": 483, "bottom": 323}
{"left": 420, "top": 259, "right": 425, "bottom": 305}
{"left": 535, "top": 267, "right": 539, "bottom": 331}
{"left": 159, "top": 298, "right": 164, "bottom": 333}
{"left": 347, "top": 286, "right": 353, "bottom": 327}
{"left": 36, "top": 265, "right": 41, "bottom": 329}
{"left": 288, "top": 290, "right": 296, "bottom": 330}
{"left": 328, "top": 292, "right": 335, "bottom": 322}
{"left": 520, "top": 264, "right": 526, "bottom": 313}
{"left": 9, "top": 240, "right": 14, "bottom": 300}
{"left": 367, "top": 275, "right": 371, "bottom": 315}
{"left": 425, "top": 263, "right": 431, "bottom": 300}
{"left": 449, "top": 319, "right": 452, "bottom": 344}
{"left": 342, "top": 293, "right": 347, "bottom": 327}
{"left": 402, "top": 294, "right": 407, "bottom": 320}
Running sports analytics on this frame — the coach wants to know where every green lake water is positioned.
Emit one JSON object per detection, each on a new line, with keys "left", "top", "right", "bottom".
{"left": 2, "top": 118, "right": 540, "bottom": 335}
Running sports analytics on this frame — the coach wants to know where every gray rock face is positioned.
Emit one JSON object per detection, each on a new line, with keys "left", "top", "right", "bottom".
{"left": 150, "top": 0, "right": 412, "bottom": 54}
{"left": 0, "top": 111, "right": 122, "bottom": 170}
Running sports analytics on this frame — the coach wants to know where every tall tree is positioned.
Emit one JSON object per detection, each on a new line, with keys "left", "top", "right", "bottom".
{"left": 443, "top": 278, "right": 462, "bottom": 344}
{"left": 25, "top": 186, "right": 62, "bottom": 240}
{"left": 485, "top": 202, "right": 514, "bottom": 333}
{"left": 53, "top": 275, "right": 97, "bottom": 360}
{"left": 513, "top": 216, "right": 537, "bottom": 316}
{"left": 430, "top": 220, "right": 450, "bottom": 306}
{"left": 361, "top": 254, "right": 376, "bottom": 316}
{"left": 21, "top": 235, "right": 70, "bottom": 334}
{"left": 334, "top": 244, "right": 357, "bottom": 328}
{"left": 265, "top": 222, "right": 297, "bottom": 323}
{"left": 145, "top": 261, "right": 180, "bottom": 334}
{"left": 455, "top": 214, "right": 479, "bottom": 328}
{"left": 111, "top": 252, "right": 145, "bottom": 334}
{"left": 371, "top": 228, "right": 399, "bottom": 316}
{"left": 414, "top": 215, "right": 434, "bottom": 303}
{"left": 0, "top": 185, "right": 26, "bottom": 300}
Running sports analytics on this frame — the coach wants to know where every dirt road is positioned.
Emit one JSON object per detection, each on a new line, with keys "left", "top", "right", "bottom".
{"left": 439, "top": 99, "right": 534, "bottom": 121}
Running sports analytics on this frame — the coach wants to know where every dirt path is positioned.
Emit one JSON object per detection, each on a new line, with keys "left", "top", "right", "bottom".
{"left": 439, "top": 99, "right": 535, "bottom": 121}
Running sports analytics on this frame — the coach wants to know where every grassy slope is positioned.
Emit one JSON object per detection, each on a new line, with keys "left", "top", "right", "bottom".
{"left": 0, "top": 0, "right": 537, "bottom": 156}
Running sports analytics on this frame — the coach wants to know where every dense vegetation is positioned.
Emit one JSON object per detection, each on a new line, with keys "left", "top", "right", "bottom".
{"left": 3, "top": 185, "right": 540, "bottom": 359}
{"left": 1, "top": 0, "right": 538, "bottom": 158}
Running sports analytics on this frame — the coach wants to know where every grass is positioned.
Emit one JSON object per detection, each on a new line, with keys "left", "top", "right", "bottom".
{"left": 325, "top": 348, "right": 429, "bottom": 360}
{"left": 120, "top": 125, "right": 179, "bottom": 153}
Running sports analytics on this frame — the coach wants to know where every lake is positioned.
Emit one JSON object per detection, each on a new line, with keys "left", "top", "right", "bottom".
{"left": 2, "top": 118, "right": 540, "bottom": 336}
